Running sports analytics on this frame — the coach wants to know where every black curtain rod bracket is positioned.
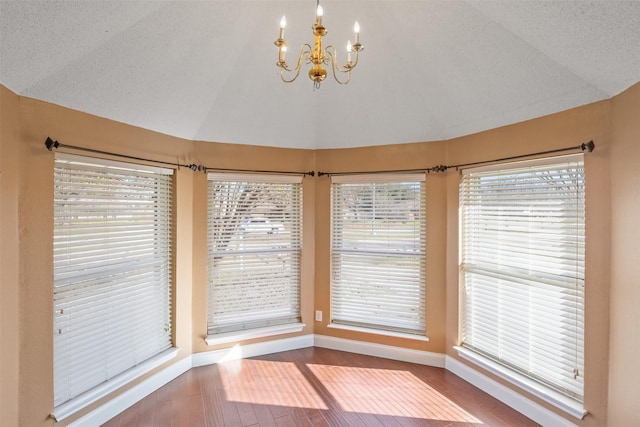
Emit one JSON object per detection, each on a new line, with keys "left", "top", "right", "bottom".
{"left": 188, "top": 164, "right": 207, "bottom": 172}
{"left": 45, "top": 137, "right": 60, "bottom": 151}
{"left": 581, "top": 140, "right": 595, "bottom": 152}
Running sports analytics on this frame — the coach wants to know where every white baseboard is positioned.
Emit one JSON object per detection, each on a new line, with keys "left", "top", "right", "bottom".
{"left": 313, "top": 334, "right": 446, "bottom": 368}
{"left": 192, "top": 334, "right": 314, "bottom": 367}
{"left": 68, "top": 355, "right": 192, "bottom": 427}
{"left": 205, "top": 323, "right": 306, "bottom": 346}
{"left": 445, "top": 356, "right": 577, "bottom": 427}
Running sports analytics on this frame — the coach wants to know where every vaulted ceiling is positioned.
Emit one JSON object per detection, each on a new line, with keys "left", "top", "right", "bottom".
{"left": 1, "top": 1, "right": 639, "bottom": 149}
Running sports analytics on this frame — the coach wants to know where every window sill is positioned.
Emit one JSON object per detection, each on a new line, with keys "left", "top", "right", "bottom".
{"left": 51, "top": 347, "right": 180, "bottom": 423}
{"left": 327, "top": 323, "right": 429, "bottom": 342}
{"left": 206, "top": 323, "right": 306, "bottom": 346}
{"left": 454, "top": 346, "right": 587, "bottom": 420}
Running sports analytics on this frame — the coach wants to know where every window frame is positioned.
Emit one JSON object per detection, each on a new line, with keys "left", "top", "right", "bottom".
{"left": 51, "top": 153, "right": 176, "bottom": 422}
{"left": 206, "top": 173, "right": 304, "bottom": 345}
{"left": 329, "top": 173, "right": 427, "bottom": 340}
{"left": 457, "top": 154, "right": 586, "bottom": 419}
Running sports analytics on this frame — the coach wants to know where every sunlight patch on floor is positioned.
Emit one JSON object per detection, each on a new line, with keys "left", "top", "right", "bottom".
{"left": 219, "top": 359, "right": 328, "bottom": 409}
{"left": 307, "top": 363, "right": 482, "bottom": 423}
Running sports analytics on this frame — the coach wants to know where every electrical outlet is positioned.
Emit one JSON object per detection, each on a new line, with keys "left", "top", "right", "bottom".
{"left": 315, "top": 310, "right": 323, "bottom": 322}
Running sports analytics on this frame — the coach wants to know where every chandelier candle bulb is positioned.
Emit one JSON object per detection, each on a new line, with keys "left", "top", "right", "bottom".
{"left": 347, "top": 41, "right": 352, "bottom": 64}
{"left": 279, "top": 15, "right": 286, "bottom": 39}
{"left": 316, "top": 4, "right": 323, "bottom": 26}
{"left": 354, "top": 21, "right": 360, "bottom": 45}
{"left": 279, "top": 45, "right": 287, "bottom": 63}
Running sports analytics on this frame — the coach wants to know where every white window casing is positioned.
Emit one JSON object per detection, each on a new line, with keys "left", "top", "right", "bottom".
{"left": 207, "top": 173, "right": 303, "bottom": 339}
{"left": 330, "top": 173, "right": 426, "bottom": 337}
{"left": 53, "top": 153, "right": 174, "bottom": 415}
{"left": 459, "top": 154, "right": 585, "bottom": 406}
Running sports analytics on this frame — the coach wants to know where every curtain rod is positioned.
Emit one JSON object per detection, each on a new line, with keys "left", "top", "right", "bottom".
{"left": 45, "top": 137, "right": 592, "bottom": 178}
{"left": 44, "top": 137, "right": 315, "bottom": 176}
{"left": 45, "top": 137, "right": 198, "bottom": 170}
{"left": 204, "top": 166, "right": 314, "bottom": 177}
{"left": 317, "top": 141, "right": 594, "bottom": 177}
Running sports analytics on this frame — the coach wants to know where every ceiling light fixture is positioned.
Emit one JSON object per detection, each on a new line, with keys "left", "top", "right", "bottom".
{"left": 274, "top": 0, "right": 363, "bottom": 89}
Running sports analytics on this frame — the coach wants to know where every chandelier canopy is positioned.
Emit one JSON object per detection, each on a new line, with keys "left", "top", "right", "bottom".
{"left": 274, "top": 0, "right": 363, "bottom": 89}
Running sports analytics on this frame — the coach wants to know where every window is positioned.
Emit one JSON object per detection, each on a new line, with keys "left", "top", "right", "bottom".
{"left": 330, "top": 174, "right": 426, "bottom": 337}
{"left": 53, "top": 154, "right": 174, "bottom": 416}
{"left": 207, "top": 173, "right": 302, "bottom": 341}
{"left": 459, "top": 155, "right": 585, "bottom": 405}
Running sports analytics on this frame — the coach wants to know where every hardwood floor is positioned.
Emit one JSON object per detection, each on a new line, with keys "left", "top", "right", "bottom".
{"left": 102, "top": 347, "right": 539, "bottom": 427}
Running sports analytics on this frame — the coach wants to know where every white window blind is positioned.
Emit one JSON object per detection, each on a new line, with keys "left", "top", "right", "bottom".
{"left": 460, "top": 155, "right": 585, "bottom": 402}
{"left": 53, "top": 153, "right": 173, "bottom": 408}
{"left": 331, "top": 174, "right": 426, "bottom": 335}
{"left": 207, "top": 173, "right": 302, "bottom": 335}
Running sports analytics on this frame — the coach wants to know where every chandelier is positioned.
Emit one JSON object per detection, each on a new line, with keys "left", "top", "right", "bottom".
{"left": 274, "top": 0, "right": 363, "bottom": 89}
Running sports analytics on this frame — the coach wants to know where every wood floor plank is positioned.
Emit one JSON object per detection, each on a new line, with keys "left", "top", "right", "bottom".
{"left": 185, "top": 394, "right": 206, "bottom": 427}
{"left": 134, "top": 391, "right": 157, "bottom": 426}
{"left": 235, "top": 401, "right": 258, "bottom": 426}
{"left": 116, "top": 401, "right": 141, "bottom": 426}
{"left": 153, "top": 400, "right": 173, "bottom": 427}
{"left": 250, "top": 403, "right": 278, "bottom": 427}
{"left": 183, "top": 369, "right": 203, "bottom": 396}
{"left": 198, "top": 365, "right": 226, "bottom": 427}
{"left": 101, "top": 347, "right": 540, "bottom": 427}
{"left": 273, "top": 414, "right": 299, "bottom": 427}
{"left": 307, "top": 410, "right": 331, "bottom": 427}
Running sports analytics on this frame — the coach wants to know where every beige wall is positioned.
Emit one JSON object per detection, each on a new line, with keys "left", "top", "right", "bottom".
{"left": 607, "top": 82, "right": 640, "bottom": 427}
{"left": 1, "top": 83, "right": 21, "bottom": 426}
{"left": 1, "top": 81, "right": 639, "bottom": 426}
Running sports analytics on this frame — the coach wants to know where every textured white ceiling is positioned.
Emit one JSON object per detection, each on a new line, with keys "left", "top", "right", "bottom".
{"left": 1, "top": 1, "right": 639, "bottom": 149}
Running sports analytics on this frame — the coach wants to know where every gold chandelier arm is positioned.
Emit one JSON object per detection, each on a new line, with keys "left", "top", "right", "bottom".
{"left": 325, "top": 45, "right": 355, "bottom": 73}
{"left": 349, "top": 49, "right": 360, "bottom": 69}
{"left": 278, "top": 44, "right": 313, "bottom": 83}
{"left": 325, "top": 46, "right": 352, "bottom": 85}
